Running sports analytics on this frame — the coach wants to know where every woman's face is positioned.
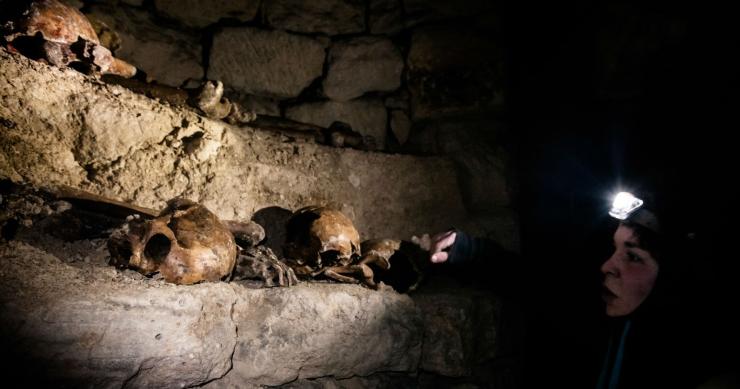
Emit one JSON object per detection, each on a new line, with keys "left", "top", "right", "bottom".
{"left": 601, "top": 224, "right": 660, "bottom": 317}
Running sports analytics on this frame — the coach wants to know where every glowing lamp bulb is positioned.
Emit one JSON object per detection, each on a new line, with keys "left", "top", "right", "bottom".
{"left": 609, "top": 191, "right": 644, "bottom": 220}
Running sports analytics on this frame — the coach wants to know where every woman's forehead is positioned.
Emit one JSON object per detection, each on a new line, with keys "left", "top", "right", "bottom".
{"left": 614, "top": 224, "right": 640, "bottom": 245}
{"left": 615, "top": 224, "right": 659, "bottom": 266}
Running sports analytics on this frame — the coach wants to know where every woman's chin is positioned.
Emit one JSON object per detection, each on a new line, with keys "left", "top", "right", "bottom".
{"left": 605, "top": 301, "right": 636, "bottom": 317}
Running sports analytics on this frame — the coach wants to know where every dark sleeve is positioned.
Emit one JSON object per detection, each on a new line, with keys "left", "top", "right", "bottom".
{"left": 447, "top": 229, "right": 518, "bottom": 266}
{"left": 445, "top": 229, "right": 525, "bottom": 295}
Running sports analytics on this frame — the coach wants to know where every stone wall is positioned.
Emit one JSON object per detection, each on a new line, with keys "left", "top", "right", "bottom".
{"left": 1, "top": 48, "right": 473, "bottom": 243}
{"left": 69, "top": 0, "right": 517, "bottom": 249}
{"left": 0, "top": 239, "right": 502, "bottom": 388}
{"left": 1, "top": 1, "right": 520, "bottom": 386}
{"left": 75, "top": 0, "right": 505, "bottom": 143}
{"left": 0, "top": 47, "right": 512, "bottom": 387}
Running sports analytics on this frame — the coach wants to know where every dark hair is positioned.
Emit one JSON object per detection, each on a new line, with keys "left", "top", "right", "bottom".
{"left": 623, "top": 212, "right": 702, "bottom": 323}
{"left": 620, "top": 219, "right": 666, "bottom": 261}
{"left": 620, "top": 181, "right": 701, "bottom": 264}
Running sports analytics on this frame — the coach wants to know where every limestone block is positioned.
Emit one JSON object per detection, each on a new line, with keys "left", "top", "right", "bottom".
{"left": 404, "top": 0, "right": 498, "bottom": 28}
{"left": 384, "top": 89, "right": 410, "bottom": 110}
{"left": 323, "top": 37, "right": 403, "bottom": 101}
{"left": 369, "top": 0, "right": 403, "bottom": 35}
{"left": 0, "top": 242, "right": 237, "bottom": 388}
{"left": 0, "top": 241, "right": 421, "bottom": 387}
{"left": 413, "top": 289, "right": 500, "bottom": 376}
{"left": 228, "top": 92, "right": 281, "bottom": 117}
{"left": 0, "top": 236, "right": 503, "bottom": 387}
{"left": 405, "top": 118, "right": 513, "bottom": 211}
{"left": 390, "top": 110, "right": 411, "bottom": 145}
{"left": 208, "top": 27, "right": 327, "bottom": 98}
{"left": 407, "top": 25, "right": 504, "bottom": 120}
{"left": 226, "top": 283, "right": 421, "bottom": 384}
{"left": 285, "top": 99, "right": 388, "bottom": 150}
{"left": 154, "top": 0, "right": 259, "bottom": 28}
{"left": 263, "top": 0, "right": 365, "bottom": 36}
{"left": 85, "top": 4, "right": 203, "bottom": 87}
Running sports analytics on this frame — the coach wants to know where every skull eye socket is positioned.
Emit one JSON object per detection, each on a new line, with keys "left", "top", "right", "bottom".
{"left": 319, "top": 250, "right": 341, "bottom": 264}
{"left": 114, "top": 244, "right": 133, "bottom": 267}
{"left": 7, "top": 33, "right": 48, "bottom": 60}
{"left": 285, "top": 211, "right": 320, "bottom": 246}
{"left": 145, "top": 234, "right": 171, "bottom": 263}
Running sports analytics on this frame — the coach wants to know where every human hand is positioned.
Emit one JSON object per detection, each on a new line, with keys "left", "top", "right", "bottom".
{"left": 429, "top": 230, "right": 456, "bottom": 264}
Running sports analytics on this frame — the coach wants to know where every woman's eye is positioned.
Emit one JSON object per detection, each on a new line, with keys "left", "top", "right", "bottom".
{"left": 627, "top": 252, "right": 643, "bottom": 263}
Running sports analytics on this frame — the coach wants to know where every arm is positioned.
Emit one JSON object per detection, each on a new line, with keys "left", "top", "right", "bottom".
{"left": 429, "top": 229, "right": 523, "bottom": 293}
{"left": 430, "top": 229, "right": 516, "bottom": 266}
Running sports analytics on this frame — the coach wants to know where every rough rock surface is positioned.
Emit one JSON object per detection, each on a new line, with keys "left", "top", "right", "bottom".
{"left": 0, "top": 240, "right": 422, "bottom": 387}
{"left": 263, "top": 0, "right": 365, "bottom": 36}
{"left": 407, "top": 25, "right": 504, "bottom": 120}
{"left": 323, "top": 37, "right": 404, "bottom": 101}
{"left": 390, "top": 109, "right": 411, "bottom": 145}
{"left": 0, "top": 48, "right": 475, "bottom": 245}
{"left": 0, "top": 201, "right": 503, "bottom": 387}
{"left": 407, "top": 118, "right": 513, "bottom": 210}
{"left": 154, "top": 0, "right": 260, "bottom": 28}
{"left": 285, "top": 99, "right": 388, "bottom": 150}
{"left": 0, "top": 241, "right": 237, "bottom": 388}
{"left": 414, "top": 287, "right": 500, "bottom": 376}
{"left": 369, "top": 0, "right": 404, "bottom": 35}
{"left": 208, "top": 27, "right": 328, "bottom": 98}
{"left": 403, "top": 0, "right": 498, "bottom": 28}
{"left": 228, "top": 92, "right": 281, "bottom": 117}
{"left": 85, "top": 4, "right": 204, "bottom": 87}
{"left": 0, "top": 48, "right": 510, "bottom": 387}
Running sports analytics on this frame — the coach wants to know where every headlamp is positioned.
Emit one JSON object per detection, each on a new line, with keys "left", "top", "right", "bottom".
{"left": 609, "top": 191, "right": 662, "bottom": 233}
{"left": 609, "top": 191, "right": 644, "bottom": 220}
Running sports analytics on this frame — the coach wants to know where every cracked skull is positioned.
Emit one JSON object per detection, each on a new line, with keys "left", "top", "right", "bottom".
{"left": 283, "top": 206, "right": 361, "bottom": 279}
{"left": 1, "top": 0, "right": 136, "bottom": 77}
{"left": 108, "top": 198, "right": 237, "bottom": 285}
{"left": 361, "top": 239, "right": 427, "bottom": 293}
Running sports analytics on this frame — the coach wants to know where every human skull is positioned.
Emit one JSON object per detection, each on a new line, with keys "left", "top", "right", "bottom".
{"left": 283, "top": 206, "right": 361, "bottom": 272}
{"left": 361, "top": 238, "right": 427, "bottom": 293}
{"left": 1, "top": 0, "right": 136, "bottom": 77}
{"left": 360, "top": 239, "right": 399, "bottom": 269}
{"left": 108, "top": 198, "right": 236, "bottom": 285}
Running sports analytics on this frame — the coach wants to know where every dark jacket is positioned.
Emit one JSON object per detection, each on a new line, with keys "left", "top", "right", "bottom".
{"left": 446, "top": 229, "right": 731, "bottom": 389}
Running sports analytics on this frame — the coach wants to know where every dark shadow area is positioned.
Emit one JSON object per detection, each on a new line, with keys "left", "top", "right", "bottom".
{"left": 496, "top": 0, "right": 740, "bottom": 388}
{"left": 252, "top": 205, "right": 293, "bottom": 257}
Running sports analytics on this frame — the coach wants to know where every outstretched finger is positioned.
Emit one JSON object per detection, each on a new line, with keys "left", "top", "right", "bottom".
{"left": 430, "top": 231, "right": 456, "bottom": 263}
{"left": 431, "top": 250, "right": 449, "bottom": 263}
{"left": 431, "top": 231, "right": 456, "bottom": 254}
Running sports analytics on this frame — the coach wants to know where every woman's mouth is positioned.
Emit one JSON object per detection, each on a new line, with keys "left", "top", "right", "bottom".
{"left": 602, "top": 286, "right": 618, "bottom": 302}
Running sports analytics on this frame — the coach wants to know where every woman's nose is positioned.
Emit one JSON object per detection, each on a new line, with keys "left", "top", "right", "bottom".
{"left": 601, "top": 252, "right": 619, "bottom": 275}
